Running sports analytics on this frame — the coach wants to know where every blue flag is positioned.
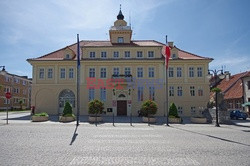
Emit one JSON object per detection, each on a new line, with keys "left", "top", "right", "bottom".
{"left": 77, "top": 34, "right": 80, "bottom": 67}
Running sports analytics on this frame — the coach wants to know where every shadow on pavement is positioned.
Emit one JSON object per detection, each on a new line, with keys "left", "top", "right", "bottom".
{"left": 70, "top": 125, "right": 78, "bottom": 145}
{"left": 171, "top": 126, "right": 250, "bottom": 147}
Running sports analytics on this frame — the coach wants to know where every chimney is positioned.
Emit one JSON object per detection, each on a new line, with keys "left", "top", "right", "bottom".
{"left": 224, "top": 71, "right": 231, "bottom": 81}
{"left": 168, "top": 42, "right": 174, "bottom": 47}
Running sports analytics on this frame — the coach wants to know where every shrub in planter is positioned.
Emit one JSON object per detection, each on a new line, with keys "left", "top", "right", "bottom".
{"left": 60, "top": 101, "right": 75, "bottom": 122}
{"left": 169, "top": 103, "right": 179, "bottom": 118}
{"left": 140, "top": 100, "right": 158, "bottom": 117}
{"left": 88, "top": 99, "right": 104, "bottom": 115}
{"left": 168, "top": 103, "right": 182, "bottom": 123}
{"left": 88, "top": 99, "right": 104, "bottom": 122}
{"left": 32, "top": 112, "right": 49, "bottom": 122}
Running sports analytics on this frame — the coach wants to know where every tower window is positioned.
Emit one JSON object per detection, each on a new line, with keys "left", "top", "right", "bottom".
{"left": 117, "top": 37, "right": 124, "bottom": 43}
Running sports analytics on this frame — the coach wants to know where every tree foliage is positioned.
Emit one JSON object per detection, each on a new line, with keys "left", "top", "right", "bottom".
{"left": 140, "top": 100, "right": 158, "bottom": 117}
{"left": 88, "top": 99, "right": 104, "bottom": 115}
{"left": 63, "top": 101, "right": 73, "bottom": 116}
{"left": 169, "top": 103, "right": 179, "bottom": 118}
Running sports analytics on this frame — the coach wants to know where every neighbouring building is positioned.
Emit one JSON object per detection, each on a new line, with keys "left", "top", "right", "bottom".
{"left": 27, "top": 9, "right": 212, "bottom": 117}
{"left": 214, "top": 71, "right": 250, "bottom": 114}
{"left": 0, "top": 72, "right": 32, "bottom": 110}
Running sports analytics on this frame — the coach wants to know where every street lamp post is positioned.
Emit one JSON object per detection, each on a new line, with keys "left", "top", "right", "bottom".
{"left": 207, "top": 68, "right": 225, "bottom": 127}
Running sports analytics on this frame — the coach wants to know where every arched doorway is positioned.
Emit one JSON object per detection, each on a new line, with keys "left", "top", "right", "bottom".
{"left": 58, "top": 89, "right": 75, "bottom": 114}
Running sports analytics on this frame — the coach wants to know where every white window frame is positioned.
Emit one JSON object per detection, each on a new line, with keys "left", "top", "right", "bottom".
{"left": 124, "top": 67, "right": 131, "bottom": 76}
{"left": 89, "top": 52, "right": 96, "bottom": 58}
{"left": 100, "top": 87, "right": 106, "bottom": 101}
{"left": 197, "top": 67, "right": 203, "bottom": 77}
{"left": 101, "top": 51, "right": 107, "bottom": 58}
{"left": 148, "top": 51, "right": 154, "bottom": 58}
{"left": 148, "top": 67, "right": 155, "bottom": 78}
{"left": 113, "top": 51, "right": 119, "bottom": 58}
{"left": 60, "top": 68, "right": 66, "bottom": 79}
{"left": 88, "top": 88, "right": 95, "bottom": 101}
{"left": 48, "top": 68, "right": 53, "bottom": 79}
{"left": 89, "top": 68, "right": 95, "bottom": 78}
{"left": 189, "top": 67, "right": 194, "bottom": 77}
{"left": 124, "top": 51, "right": 130, "bottom": 58}
{"left": 177, "top": 67, "right": 182, "bottom": 77}
{"left": 190, "top": 86, "right": 195, "bottom": 96}
{"left": 137, "top": 86, "right": 144, "bottom": 101}
{"left": 113, "top": 67, "right": 119, "bottom": 76}
{"left": 136, "top": 51, "right": 143, "bottom": 58}
{"left": 149, "top": 86, "right": 155, "bottom": 101}
{"left": 69, "top": 68, "right": 74, "bottom": 79}
{"left": 169, "top": 86, "right": 174, "bottom": 96}
{"left": 39, "top": 68, "right": 45, "bottom": 79}
{"left": 169, "top": 67, "right": 174, "bottom": 77}
{"left": 100, "top": 68, "right": 107, "bottom": 78}
{"left": 137, "top": 67, "right": 143, "bottom": 78}
{"left": 177, "top": 86, "right": 183, "bottom": 96}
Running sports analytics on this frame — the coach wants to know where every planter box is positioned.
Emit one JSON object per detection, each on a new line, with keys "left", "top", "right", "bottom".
{"left": 32, "top": 116, "right": 49, "bottom": 122}
{"left": 59, "top": 116, "right": 75, "bottom": 122}
{"left": 89, "top": 116, "right": 103, "bottom": 123}
{"left": 191, "top": 117, "right": 207, "bottom": 124}
{"left": 169, "top": 117, "right": 182, "bottom": 123}
{"left": 142, "top": 116, "right": 156, "bottom": 123}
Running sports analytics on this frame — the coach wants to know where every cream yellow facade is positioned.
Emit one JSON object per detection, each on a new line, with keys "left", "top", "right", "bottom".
{"left": 28, "top": 9, "right": 212, "bottom": 117}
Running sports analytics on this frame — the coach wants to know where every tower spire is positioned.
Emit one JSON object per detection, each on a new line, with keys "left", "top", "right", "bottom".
{"left": 117, "top": 4, "right": 124, "bottom": 20}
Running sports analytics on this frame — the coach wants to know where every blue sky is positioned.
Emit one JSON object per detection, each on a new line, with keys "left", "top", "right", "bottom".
{"left": 0, "top": 0, "right": 250, "bottom": 78}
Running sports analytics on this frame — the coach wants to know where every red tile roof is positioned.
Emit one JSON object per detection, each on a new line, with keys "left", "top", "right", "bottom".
{"left": 216, "top": 71, "right": 250, "bottom": 99}
{"left": 27, "top": 40, "right": 212, "bottom": 61}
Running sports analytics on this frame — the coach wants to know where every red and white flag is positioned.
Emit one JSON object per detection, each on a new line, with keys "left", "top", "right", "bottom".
{"left": 162, "top": 45, "right": 171, "bottom": 69}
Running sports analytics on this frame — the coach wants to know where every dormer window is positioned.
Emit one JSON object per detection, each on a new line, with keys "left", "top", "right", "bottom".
{"left": 65, "top": 54, "right": 70, "bottom": 59}
{"left": 172, "top": 53, "right": 177, "bottom": 59}
{"left": 117, "top": 37, "right": 124, "bottom": 43}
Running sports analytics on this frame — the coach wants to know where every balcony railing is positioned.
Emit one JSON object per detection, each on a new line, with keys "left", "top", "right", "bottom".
{"left": 111, "top": 74, "right": 133, "bottom": 82}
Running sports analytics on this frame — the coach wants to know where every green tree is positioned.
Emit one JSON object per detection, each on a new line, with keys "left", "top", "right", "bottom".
{"left": 140, "top": 100, "right": 158, "bottom": 117}
{"left": 211, "top": 87, "right": 221, "bottom": 93}
{"left": 63, "top": 101, "right": 73, "bottom": 116}
{"left": 169, "top": 103, "right": 179, "bottom": 118}
{"left": 88, "top": 99, "right": 104, "bottom": 115}
{"left": 19, "top": 100, "right": 23, "bottom": 110}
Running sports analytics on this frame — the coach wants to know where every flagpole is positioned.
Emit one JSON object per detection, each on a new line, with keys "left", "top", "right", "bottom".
{"left": 76, "top": 34, "right": 80, "bottom": 126}
{"left": 165, "top": 35, "right": 169, "bottom": 126}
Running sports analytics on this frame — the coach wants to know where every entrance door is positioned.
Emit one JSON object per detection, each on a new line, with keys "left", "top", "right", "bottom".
{"left": 117, "top": 100, "right": 127, "bottom": 116}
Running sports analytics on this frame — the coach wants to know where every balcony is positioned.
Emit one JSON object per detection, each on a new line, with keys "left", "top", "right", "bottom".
{"left": 111, "top": 74, "right": 133, "bottom": 83}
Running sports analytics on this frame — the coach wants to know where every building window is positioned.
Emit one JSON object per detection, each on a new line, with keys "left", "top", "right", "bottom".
{"left": 69, "top": 68, "right": 74, "bottom": 79}
{"left": 60, "top": 68, "right": 66, "bottom": 79}
{"left": 89, "top": 52, "right": 95, "bottom": 58}
{"left": 197, "top": 67, "right": 203, "bottom": 77}
{"left": 149, "top": 86, "right": 155, "bottom": 101}
{"left": 172, "top": 54, "right": 177, "bottom": 59}
{"left": 248, "top": 81, "right": 250, "bottom": 90}
{"left": 189, "top": 67, "right": 194, "bottom": 77}
{"left": 4, "top": 87, "right": 10, "bottom": 93}
{"left": 14, "top": 78, "right": 20, "bottom": 83}
{"left": 113, "top": 51, "right": 119, "bottom": 58}
{"left": 101, "top": 51, "right": 107, "bottom": 58}
{"left": 117, "top": 37, "right": 124, "bottom": 43}
{"left": 190, "top": 86, "right": 195, "bottom": 96}
{"left": 125, "top": 67, "right": 131, "bottom": 76}
{"left": 137, "top": 67, "right": 143, "bottom": 78}
{"left": 178, "top": 106, "right": 183, "bottom": 115}
{"left": 198, "top": 88, "right": 203, "bottom": 96}
{"left": 177, "top": 67, "right": 182, "bottom": 77}
{"left": 177, "top": 86, "right": 183, "bottom": 96}
{"left": 22, "top": 80, "right": 26, "bottom": 86}
{"left": 65, "top": 54, "right": 70, "bottom": 59}
{"left": 137, "top": 51, "right": 143, "bottom": 58}
{"left": 88, "top": 88, "right": 95, "bottom": 101}
{"left": 23, "top": 89, "right": 26, "bottom": 95}
{"left": 236, "top": 100, "right": 242, "bottom": 109}
{"left": 113, "top": 68, "right": 119, "bottom": 76}
{"left": 148, "top": 51, "right": 154, "bottom": 58}
{"left": 48, "top": 68, "right": 53, "bottom": 79}
{"left": 14, "top": 98, "right": 19, "bottom": 103}
{"left": 14, "top": 88, "right": 19, "bottom": 94}
{"left": 39, "top": 68, "right": 45, "bottom": 79}
{"left": 169, "top": 67, "right": 174, "bottom": 77}
{"left": 169, "top": 86, "right": 174, "bottom": 96}
{"left": 5, "top": 76, "right": 10, "bottom": 82}
{"left": 89, "top": 68, "right": 95, "bottom": 78}
{"left": 148, "top": 67, "right": 155, "bottom": 78}
{"left": 100, "top": 68, "right": 106, "bottom": 78}
{"left": 191, "top": 107, "right": 196, "bottom": 115}
{"left": 4, "top": 99, "right": 10, "bottom": 105}
{"left": 124, "top": 51, "right": 130, "bottom": 58}
{"left": 137, "top": 87, "right": 144, "bottom": 101}
{"left": 100, "top": 87, "right": 106, "bottom": 101}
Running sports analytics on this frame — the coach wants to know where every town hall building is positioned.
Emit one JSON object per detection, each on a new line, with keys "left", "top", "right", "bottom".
{"left": 27, "top": 9, "right": 213, "bottom": 117}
